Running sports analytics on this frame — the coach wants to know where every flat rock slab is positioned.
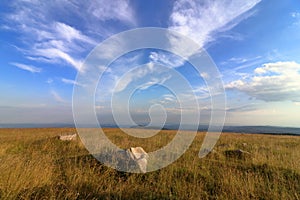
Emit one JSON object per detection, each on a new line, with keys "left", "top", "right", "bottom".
{"left": 127, "top": 147, "right": 149, "bottom": 173}
{"left": 96, "top": 147, "right": 149, "bottom": 173}
{"left": 59, "top": 134, "right": 77, "bottom": 141}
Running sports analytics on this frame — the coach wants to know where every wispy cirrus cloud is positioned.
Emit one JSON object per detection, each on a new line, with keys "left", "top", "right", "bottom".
{"left": 221, "top": 55, "right": 265, "bottom": 78}
{"left": 88, "top": 0, "right": 136, "bottom": 25}
{"left": 113, "top": 62, "right": 155, "bottom": 93}
{"left": 61, "top": 78, "right": 82, "bottom": 86}
{"left": 4, "top": 0, "right": 136, "bottom": 72}
{"left": 169, "top": 0, "right": 261, "bottom": 48}
{"left": 31, "top": 47, "right": 84, "bottom": 71}
{"left": 149, "top": 51, "right": 185, "bottom": 68}
{"left": 51, "top": 90, "right": 66, "bottom": 103}
{"left": 94, "top": 52, "right": 144, "bottom": 104}
{"left": 150, "top": 0, "right": 263, "bottom": 79}
{"left": 226, "top": 104, "right": 260, "bottom": 113}
{"left": 10, "top": 62, "right": 42, "bottom": 73}
{"left": 137, "top": 75, "right": 172, "bottom": 91}
{"left": 222, "top": 55, "right": 263, "bottom": 66}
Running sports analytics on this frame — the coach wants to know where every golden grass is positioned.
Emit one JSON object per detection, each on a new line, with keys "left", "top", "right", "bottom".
{"left": 0, "top": 128, "right": 299, "bottom": 199}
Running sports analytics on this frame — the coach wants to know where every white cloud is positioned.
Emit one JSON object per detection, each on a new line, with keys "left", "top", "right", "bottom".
{"left": 193, "top": 86, "right": 210, "bottom": 99}
{"left": 226, "top": 61, "right": 300, "bottom": 102}
{"left": 53, "top": 22, "right": 96, "bottom": 45}
{"left": 291, "top": 12, "right": 300, "bottom": 18}
{"left": 149, "top": 51, "right": 185, "bottom": 68}
{"left": 162, "top": 94, "right": 177, "bottom": 102}
{"left": 94, "top": 52, "right": 144, "bottom": 103}
{"left": 137, "top": 75, "right": 172, "bottom": 90}
{"left": 51, "top": 90, "right": 66, "bottom": 103}
{"left": 24, "top": 45, "right": 83, "bottom": 69}
{"left": 169, "top": 0, "right": 261, "bottom": 51}
{"left": 291, "top": 12, "right": 300, "bottom": 26}
{"left": 46, "top": 78, "right": 53, "bottom": 84}
{"left": 95, "top": 105, "right": 105, "bottom": 110}
{"left": 221, "top": 55, "right": 264, "bottom": 77}
{"left": 7, "top": 20, "right": 89, "bottom": 71}
{"left": 61, "top": 78, "right": 82, "bottom": 86}
{"left": 32, "top": 47, "right": 83, "bottom": 71}
{"left": 111, "top": 58, "right": 178, "bottom": 93}
{"left": 5, "top": 1, "right": 136, "bottom": 72}
{"left": 226, "top": 104, "right": 259, "bottom": 113}
{"left": 225, "top": 56, "right": 262, "bottom": 65}
{"left": 89, "top": 0, "right": 136, "bottom": 25}
{"left": 109, "top": 53, "right": 142, "bottom": 72}
{"left": 289, "top": 12, "right": 300, "bottom": 27}
{"left": 254, "top": 61, "right": 300, "bottom": 75}
{"left": 200, "top": 72, "right": 209, "bottom": 79}
{"left": 113, "top": 62, "right": 155, "bottom": 93}
{"left": 11, "top": 62, "right": 42, "bottom": 73}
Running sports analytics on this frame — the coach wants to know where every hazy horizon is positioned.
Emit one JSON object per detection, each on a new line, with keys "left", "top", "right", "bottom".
{"left": 1, "top": 122, "right": 300, "bottom": 129}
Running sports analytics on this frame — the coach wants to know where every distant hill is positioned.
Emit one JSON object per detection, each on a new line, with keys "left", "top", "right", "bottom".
{"left": 164, "top": 124, "right": 300, "bottom": 135}
{"left": 220, "top": 126, "right": 300, "bottom": 136}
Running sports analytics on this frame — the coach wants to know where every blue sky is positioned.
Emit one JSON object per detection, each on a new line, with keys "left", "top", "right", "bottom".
{"left": 0, "top": 0, "right": 300, "bottom": 127}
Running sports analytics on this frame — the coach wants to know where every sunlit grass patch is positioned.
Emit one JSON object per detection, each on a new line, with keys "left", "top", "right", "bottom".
{"left": 0, "top": 128, "right": 299, "bottom": 199}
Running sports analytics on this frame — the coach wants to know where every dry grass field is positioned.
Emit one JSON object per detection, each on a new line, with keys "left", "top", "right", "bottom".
{"left": 0, "top": 128, "right": 299, "bottom": 199}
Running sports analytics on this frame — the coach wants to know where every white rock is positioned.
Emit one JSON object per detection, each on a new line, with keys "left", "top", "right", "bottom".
{"left": 59, "top": 133, "right": 77, "bottom": 141}
{"left": 127, "top": 147, "right": 149, "bottom": 173}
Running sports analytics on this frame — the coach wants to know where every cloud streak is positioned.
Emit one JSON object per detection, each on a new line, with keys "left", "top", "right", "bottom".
{"left": 137, "top": 75, "right": 172, "bottom": 91}
{"left": 89, "top": 0, "right": 136, "bottom": 25}
{"left": 11, "top": 62, "right": 42, "bottom": 73}
{"left": 168, "top": 0, "right": 261, "bottom": 52}
{"left": 61, "top": 78, "right": 82, "bottom": 86}
{"left": 51, "top": 90, "right": 66, "bottom": 103}
{"left": 4, "top": 0, "right": 136, "bottom": 72}
{"left": 113, "top": 62, "right": 155, "bottom": 93}
{"left": 149, "top": 51, "right": 185, "bottom": 68}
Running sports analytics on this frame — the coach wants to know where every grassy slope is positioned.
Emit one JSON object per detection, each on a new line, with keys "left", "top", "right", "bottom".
{"left": 0, "top": 128, "right": 299, "bottom": 200}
